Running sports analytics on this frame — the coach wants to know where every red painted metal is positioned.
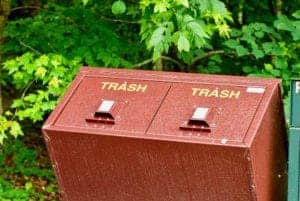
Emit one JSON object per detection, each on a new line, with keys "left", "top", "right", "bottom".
{"left": 42, "top": 67, "right": 287, "bottom": 201}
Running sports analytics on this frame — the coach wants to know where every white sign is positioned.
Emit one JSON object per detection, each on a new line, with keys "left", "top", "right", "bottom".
{"left": 246, "top": 87, "right": 265, "bottom": 94}
{"left": 296, "top": 81, "right": 300, "bottom": 94}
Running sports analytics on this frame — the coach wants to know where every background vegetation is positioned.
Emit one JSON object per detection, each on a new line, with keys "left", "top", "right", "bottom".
{"left": 0, "top": 0, "right": 299, "bottom": 200}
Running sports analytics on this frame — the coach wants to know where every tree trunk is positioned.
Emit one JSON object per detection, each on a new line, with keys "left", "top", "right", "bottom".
{"left": 0, "top": 0, "right": 11, "bottom": 39}
{"left": 275, "top": 0, "right": 282, "bottom": 14}
{"left": 238, "top": 0, "right": 244, "bottom": 25}
{"left": 0, "top": 0, "right": 11, "bottom": 115}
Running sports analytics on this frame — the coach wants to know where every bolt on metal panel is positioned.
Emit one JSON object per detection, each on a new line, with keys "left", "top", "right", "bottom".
{"left": 42, "top": 67, "right": 287, "bottom": 201}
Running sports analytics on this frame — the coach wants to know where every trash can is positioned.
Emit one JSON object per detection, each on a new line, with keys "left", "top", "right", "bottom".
{"left": 288, "top": 79, "right": 300, "bottom": 201}
{"left": 42, "top": 67, "right": 287, "bottom": 201}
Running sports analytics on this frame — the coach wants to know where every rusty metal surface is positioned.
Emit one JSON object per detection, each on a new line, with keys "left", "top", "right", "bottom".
{"left": 42, "top": 67, "right": 287, "bottom": 201}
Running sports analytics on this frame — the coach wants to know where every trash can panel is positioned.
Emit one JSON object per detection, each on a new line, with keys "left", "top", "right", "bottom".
{"left": 46, "top": 131, "right": 253, "bottom": 201}
{"left": 54, "top": 76, "right": 171, "bottom": 134}
{"left": 291, "top": 80, "right": 300, "bottom": 127}
{"left": 148, "top": 83, "right": 265, "bottom": 143}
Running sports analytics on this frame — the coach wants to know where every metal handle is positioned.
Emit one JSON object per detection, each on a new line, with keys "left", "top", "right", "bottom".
{"left": 86, "top": 100, "right": 116, "bottom": 124}
{"left": 180, "top": 107, "right": 211, "bottom": 132}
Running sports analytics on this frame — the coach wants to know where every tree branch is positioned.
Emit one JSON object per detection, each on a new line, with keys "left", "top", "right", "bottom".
{"left": 99, "top": 16, "right": 139, "bottom": 24}
{"left": 190, "top": 50, "right": 225, "bottom": 67}
{"left": 132, "top": 58, "right": 153, "bottom": 68}
{"left": 18, "top": 40, "right": 42, "bottom": 55}
{"left": 132, "top": 56, "right": 186, "bottom": 70}
{"left": 160, "top": 56, "right": 186, "bottom": 71}
{"left": 10, "top": 6, "right": 41, "bottom": 12}
{"left": 11, "top": 80, "right": 35, "bottom": 120}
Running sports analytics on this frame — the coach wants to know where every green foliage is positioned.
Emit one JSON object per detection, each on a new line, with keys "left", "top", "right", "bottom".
{"left": 140, "top": 0, "right": 232, "bottom": 60}
{"left": 0, "top": 116, "right": 23, "bottom": 144}
{"left": 0, "top": 177, "right": 32, "bottom": 201}
{"left": 0, "top": 140, "right": 54, "bottom": 179}
{"left": 221, "top": 12, "right": 300, "bottom": 92}
{"left": 1, "top": 53, "right": 81, "bottom": 141}
{"left": 3, "top": 3, "right": 140, "bottom": 67}
{"left": 0, "top": 140, "right": 56, "bottom": 200}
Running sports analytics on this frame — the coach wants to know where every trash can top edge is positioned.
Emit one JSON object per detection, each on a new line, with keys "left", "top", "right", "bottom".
{"left": 79, "top": 66, "right": 281, "bottom": 86}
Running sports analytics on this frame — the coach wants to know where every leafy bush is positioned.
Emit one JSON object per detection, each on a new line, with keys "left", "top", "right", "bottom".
{"left": 3, "top": 3, "right": 141, "bottom": 67}
{"left": 1, "top": 53, "right": 81, "bottom": 142}
{"left": 221, "top": 12, "right": 300, "bottom": 92}
{"left": 0, "top": 139, "right": 57, "bottom": 200}
{"left": 140, "top": 0, "right": 232, "bottom": 60}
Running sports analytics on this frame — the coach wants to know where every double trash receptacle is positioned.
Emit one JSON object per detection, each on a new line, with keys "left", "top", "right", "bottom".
{"left": 42, "top": 67, "right": 287, "bottom": 201}
{"left": 288, "top": 79, "right": 300, "bottom": 201}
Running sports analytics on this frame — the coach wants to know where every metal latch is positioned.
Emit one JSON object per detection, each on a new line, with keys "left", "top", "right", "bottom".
{"left": 86, "top": 100, "right": 116, "bottom": 124}
{"left": 180, "top": 107, "right": 214, "bottom": 132}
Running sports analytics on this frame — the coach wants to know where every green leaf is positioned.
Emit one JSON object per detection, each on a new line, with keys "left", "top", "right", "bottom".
{"left": 111, "top": 1, "right": 126, "bottom": 15}
{"left": 82, "top": 0, "right": 89, "bottom": 5}
{"left": 24, "top": 94, "right": 37, "bottom": 103}
{"left": 264, "top": 63, "right": 273, "bottom": 72}
{"left": 187, "top": 21, "right": 209, "bottom": 38}
{"left": 292, "top": 10, "right": 300, "bottom": 19}
{"left": 154, "top": 1, "right": 170, "bottom": 13}
{"left": 274, "top": 15, "right": 294, "bottom": 31}
{"left": 35, "top": 55, "right": 49, "bottom": 67}
{"left": 10, "top": 122, "right": 23, "bottom": 138}
{"left": 235, "top": 45, "right": 248, "bottom": 56}
{"left": 3, "top": 60, "right": 19, "bottom": 74}
{"left": 25, "top": 182, "right": 33, "bottom": 191}
{"left": 224, "top": 39, "right": 239, "bottom": 49}
{"left": 178, "top": 35, "right": 190, "bottom": 52}
{"left": 262, "top": 42, "right": 285, "bottom": 56}
{"left": 242, "top": 66, "right": 254, "bottom": 73}
{"left": 291, "top": 28, "right": 300, "bottom": 41}
{"left": 12, "top": 99, "right": 24, "bottom": 108}
{"left": 275, "top": 57, "right": 288, "bottom": 69}
{"left": 149, "top": 27, "right": 166, "bottom": 48}
{"left": 175, "top": 0, "right": 189, "bottom": 7}
{"left": 252, "top": 49, "right": 264, "bottom": 59}
{"left": 270, "top": 69, "right": 281, "bottom": 77}
{"left": 292, "top": 63, "right": 300, "bottom": 71}
{"left": 254, "top": 31, "right": 264, "bottom": 38}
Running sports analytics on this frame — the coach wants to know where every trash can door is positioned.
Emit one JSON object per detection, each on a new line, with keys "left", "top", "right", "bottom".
{"left": 148, "top": 82, "right": 266, "bottom": 143}
{"left": 54, "top": 76, "right": 171, "bottom": 135}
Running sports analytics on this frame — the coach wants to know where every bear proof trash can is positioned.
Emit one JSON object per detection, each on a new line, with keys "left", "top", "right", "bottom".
{"left": 42, "top": 67, "right": 287, "bottom": 201}
{"left": 288, "top": 79, "right": 300, "bottom": 201}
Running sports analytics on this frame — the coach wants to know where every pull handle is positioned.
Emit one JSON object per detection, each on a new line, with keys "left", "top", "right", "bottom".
{"left": 86, "top": 100, "right": 116, "bottom": 124}
{"left": 180, "top": 107, "right": 211, "bottom": 132}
